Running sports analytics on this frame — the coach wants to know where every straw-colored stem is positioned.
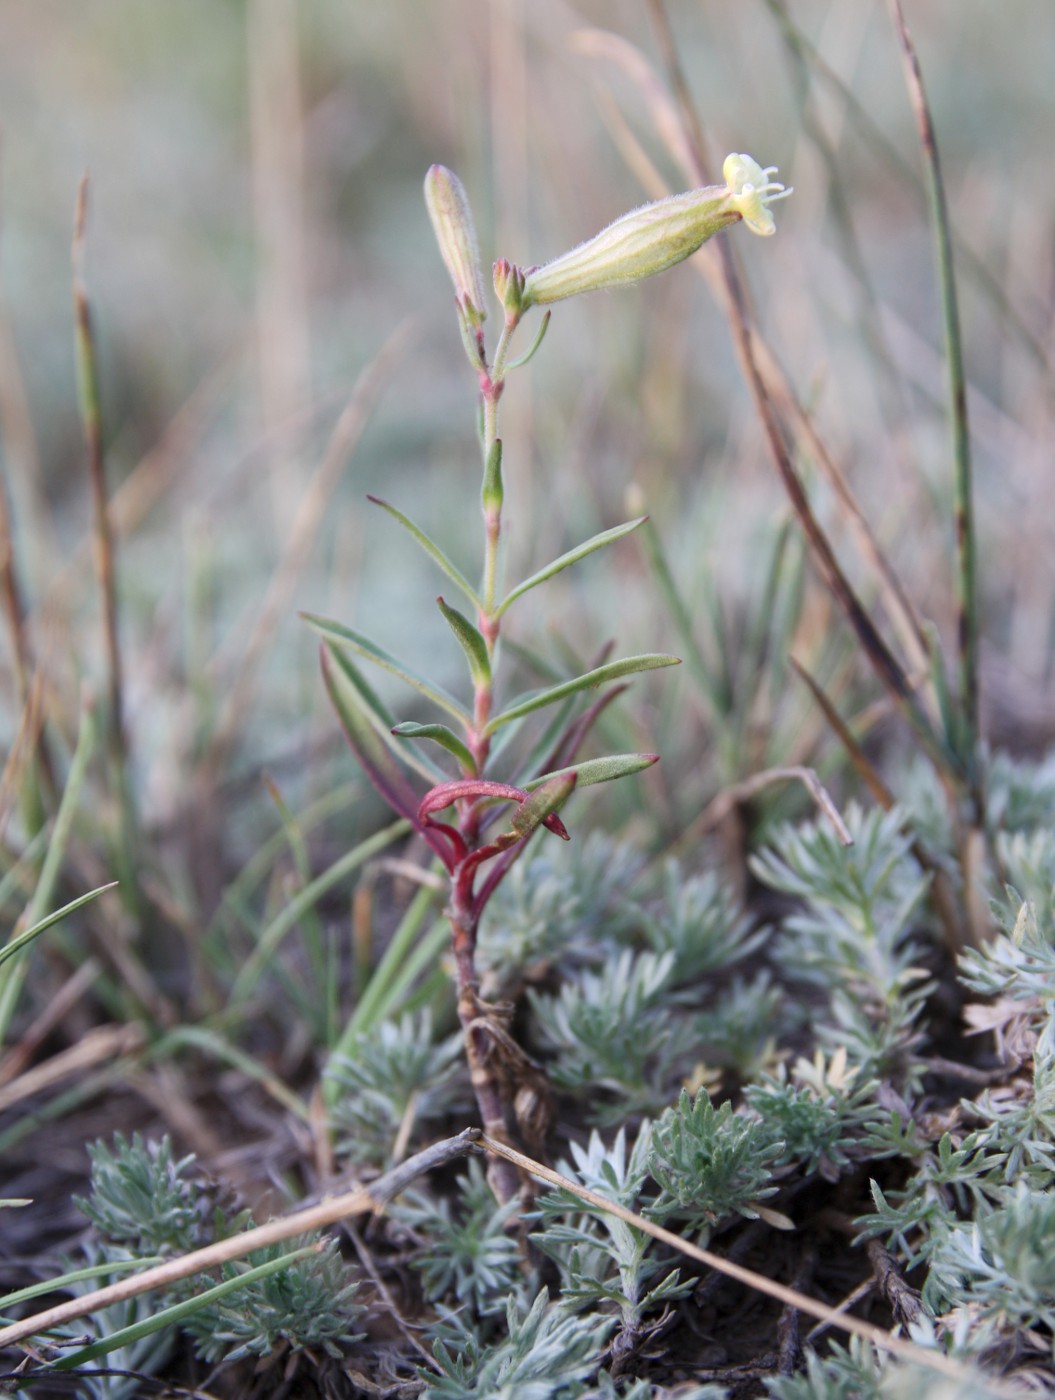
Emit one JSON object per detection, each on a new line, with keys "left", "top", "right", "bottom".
{"left": 479, "top": 1134, "right": 1018, "bottom": 1395}
{"left": 0, "top": 1130, "right": 481, "bottom": 1350}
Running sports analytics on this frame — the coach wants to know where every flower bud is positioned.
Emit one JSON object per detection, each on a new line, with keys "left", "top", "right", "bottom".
{"left": 481, "top": 437, "right": 504, "bottom": 516}
{"left": 424, "top": 164, "right": 487, "bottom": 322}
{"left": 521, "top": 184, "right": 736, "bottom": 308}
{"left": 492, "top": 258, "right": 526, "bottom": 320}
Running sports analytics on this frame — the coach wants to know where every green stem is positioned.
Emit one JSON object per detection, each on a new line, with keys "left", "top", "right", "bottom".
{"left": 889, "top": 0, "right": 978, "bottom": 795}
{"left": 0, "top": 699, "right": 97, "bottom": 1044}
{"left": 479, "top": 318, "right": 518, "bottom": 623}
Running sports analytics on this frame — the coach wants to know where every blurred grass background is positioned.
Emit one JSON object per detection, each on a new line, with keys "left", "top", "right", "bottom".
{"left": 1, "top": 0, "right": 1053, "bottom": 897}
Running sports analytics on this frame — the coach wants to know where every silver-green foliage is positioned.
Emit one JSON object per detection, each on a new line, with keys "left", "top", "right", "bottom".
{"left": 648, "top": 1090, "right": 782, "bottom": 1234}
{"left": 394, "top": 1156, "right": 523, "bottom": 1318}
{"left": 752, "top": 805, "right": 932, "bottom": 1084}
{"left": 478, "top": 834, "right": 644, "bottom": 983}
{"left": 78, "top": 1132, "right": 363, "bottom": 1368}
{"left": 527, "top": 950, "right": 695, "bottom": 1123}
{"left": 925, "top": 1182, "right": 1055, "bottom": 1346}
{"left": 520, "top": 853, "right": 764, "bottom": 1123}
{"left": 764, "top": 1337, "right": 998, "bottom": 1400}
{"left": 531, "top": 1126, "right": 690, "bottom": 1344}
{"left": 181, "top": 1237, "right": 364, "bottom": 1363}
{"left": 634, "top": 864, "right": 766, "bottom": 992}
{"left": 325, "top": 1009, "right": 466, "bottom": 1166}
{"left": 424, "top": 1289, "right": 615, "bottom": 1400}
{"left": 76, "top": 1133, "right": 208, "bottom": 1257}
{"left": 744, "top": 1057, "right": 884, "bottom": 1179}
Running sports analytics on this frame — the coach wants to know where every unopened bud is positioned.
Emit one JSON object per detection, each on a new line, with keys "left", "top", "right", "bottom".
{"left": 482, "top": 437, "right": 504, "bottom": 516}
{"left": 424, "top": 165, "right": 487, "bottom": 322}
{"left": 492, "top": 258, "right": 526, "bottom": 320}
{"left": 522, "top": 184, "right": 735, "bottom": 308}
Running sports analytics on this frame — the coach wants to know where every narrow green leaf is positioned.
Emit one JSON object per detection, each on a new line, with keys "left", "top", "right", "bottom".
{"left": 325, "top": 644, "right": 447, "bottom": 784}
{"left": 485, "top": 653, "right": 680, "bottom": 736}
{"left": 0, "top": 883, "right": 118, "bottom": 972}
{"left": 0, "top": 1256, "right": 162, "bottom": 1316}
{"left": 322, "top": 646, "right": 428, "bottom": 811}
{"left": 924, "top": 620, "right": 961, "bottom": 757}
{"left": 392, "top": 721, "right": 477, "bottom": 773}
{"left": 437, "top": 596, "right": 490, "bottom": 686}
{"left": 0, "top": 700, "right": 97, "bottom": 1044}
{"left": 496, "top": 516, "right": 648, "bottom": 618}
{"left": 367, "top": 496, "right": 481, "bottom": 610}
{"left": 304, "top": 612, "right": 471, "bottom": 727}
{"left": 53, "top": 1245, "right": 320, "bottom": 1370}
{"left": 231, "top": 817, "right": 410, "bottom": 1003}
{"left": 510, "top": 772, "right": 577, "bottom": 838}
{"left": 506, "top": 309, "right": 551, "bottom": 370}
{"left": 524, "top": 752, "right": 659, "bottom": 790}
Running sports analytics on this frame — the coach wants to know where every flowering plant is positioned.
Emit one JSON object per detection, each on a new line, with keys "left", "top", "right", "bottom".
{"left": 310, "top": 157, "right": 788, "bottom": 1199}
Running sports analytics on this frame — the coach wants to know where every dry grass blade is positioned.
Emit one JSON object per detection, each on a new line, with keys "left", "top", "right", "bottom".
{"left": 790, "top": 657, "right": 896, "bottom": 813}
{"left": 694, "top": 764, "right": 853, "bottom": 846}
{"left": 0, "top": 1023, "right": 144, "bottom": 1114}
{"left": 0, "top": 1128, "right": 479, "bottom": 1350}
{"left": 0, "top": 674, "right": 48, "bottom": 839}
{"left": 479, "top": 1135, "right": 1014, "bottom": 1394}
{"left": 0, "top": 956, "right": 102, "bottom": 1085}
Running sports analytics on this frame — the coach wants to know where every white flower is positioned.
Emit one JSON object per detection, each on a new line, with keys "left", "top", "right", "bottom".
{"left": 722, "top": 153, "right": 792, "bottom": 237}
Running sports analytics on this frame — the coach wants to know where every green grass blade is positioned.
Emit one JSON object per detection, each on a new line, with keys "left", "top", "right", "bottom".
{"left": 153, "top": 1026, "right": 310, "bottom": 1121}
{"left": 484, "top": 653, "right": 680, "bottom": 736}
{"left": 0, "top": 701, "right": 97, "bottom": 1044}
{"left": 495, "top": 516, "right": 648, "bottom": 618}
{"left": 0, "top": 1257, "right": 163, "bottom": 1319}
{"left": 231, "top": 817, "right": 409, "bottom": 1003}
{"left": 889, "top": 0, "right": 978, "bottom": 782}
{"left": 0, "top": 882, "right": 118, "bottom": 972}
{"left": 324, "top": 880, "right": 446, "bottom": 1105}
{"left": 636, "top": 514, "right": 729, "bottom": 720}
{"left": 51, "top": 1245, "right": 319, "bottom": 1370}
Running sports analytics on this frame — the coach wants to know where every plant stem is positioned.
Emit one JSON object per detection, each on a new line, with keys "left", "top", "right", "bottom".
{"left": 479, "top": 316, "right": 517, "bottom": 626}
{"left": 73, "top": 176, "right": 141, "bottom": 908}
{"left": 449, "top": 892, "right": 521, "bottom": 1203}
{"left": 888, "top": 0, "right": 979, "bottom": 802}
{"left": 444, "top": 311, "right": 528, "bottom": 1203}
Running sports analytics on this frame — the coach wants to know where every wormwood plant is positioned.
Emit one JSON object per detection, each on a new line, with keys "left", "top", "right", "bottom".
{"left": 309, "top": 155, "right": 790, "bottom": 1200}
